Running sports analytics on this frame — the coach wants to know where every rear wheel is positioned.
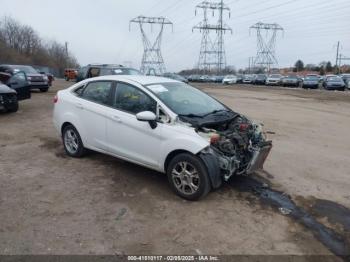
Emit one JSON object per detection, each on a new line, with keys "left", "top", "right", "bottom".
{"left": 62, "top": 125, "right": 87, "bottom": 157}
{"left": 167, "top": 153, "right": 211, "bottom": 201}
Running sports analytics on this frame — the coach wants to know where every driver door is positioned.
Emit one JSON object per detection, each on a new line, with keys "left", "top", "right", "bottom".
{"left": 105, "top": 82, "right": 165, "bottom": 169}
{"left": 7, "top": 72, "right": 31, "bottom": 100}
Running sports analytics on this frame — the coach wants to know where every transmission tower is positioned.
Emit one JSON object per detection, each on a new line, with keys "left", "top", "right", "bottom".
{"left": 130, "top": 16, "right": 173, "bottom": 75}
{"left": 193, "top": 0, "right": 232, "bottom": 73}
{"left": 250, "top": 22, "right": 284, "bottom": 72}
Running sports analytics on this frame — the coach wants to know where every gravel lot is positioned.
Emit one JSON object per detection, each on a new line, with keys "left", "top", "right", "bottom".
{"left": 0, "top": 79, "right": 349, "bottom": 256}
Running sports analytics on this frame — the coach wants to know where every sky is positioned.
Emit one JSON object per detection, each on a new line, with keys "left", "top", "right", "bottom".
{"left": 1, "top": 0, "right": 350, "bottom": 72}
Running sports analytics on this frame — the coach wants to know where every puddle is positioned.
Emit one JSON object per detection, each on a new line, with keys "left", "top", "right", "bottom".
{"left": 229, "top": 176, "right": 350, "bottom": 257}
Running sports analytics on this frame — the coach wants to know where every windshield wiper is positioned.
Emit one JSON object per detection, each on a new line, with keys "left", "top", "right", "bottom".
{"left": 178, "top": 113, "right": 203, "bottom": 118}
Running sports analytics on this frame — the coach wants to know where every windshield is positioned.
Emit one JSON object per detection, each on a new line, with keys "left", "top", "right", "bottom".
{"left": 305, "top": 76, "right": 319, "bottom": 80}
{"left": 12, "top": 65, "right": 37, "bottom": 74}
{"left": 270, "top": 74, "right": 282, "bottom": 78}
{"left": 286, "top": 75, "right": 298, "bottom": 79}
{"left": 145, "top": 82, "right": 227, "bottom": 116}
{"left": 328, "top": 77, "right": 342, "bottom": 82}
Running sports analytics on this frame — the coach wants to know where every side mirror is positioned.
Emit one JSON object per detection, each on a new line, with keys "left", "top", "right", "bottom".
{"left": 136, "top": 111, "right": 157, "bottom": 129}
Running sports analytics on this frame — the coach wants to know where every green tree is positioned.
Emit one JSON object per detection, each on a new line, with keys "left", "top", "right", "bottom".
{"left": 319, "top": 67, "right": 325, "bottom": 76}
{"left": 325, "top": 61, "right": 333, "bottom": 72}
{"left": 294, "top": 60, "right": 304, "bottom": 72}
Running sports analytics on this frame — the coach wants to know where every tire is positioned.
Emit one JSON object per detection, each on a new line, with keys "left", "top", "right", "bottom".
{"left": 6, "top": 102, "right": 18, "bottom": 113}
{"left": 167, "top": 153, "right": 211, "bottom": 201}
{"left": 40, "top": 87, "right": 49, "bottom": 92}
{"left": 62, "top": 125, "right": 87, "bottom": 158}
{"left": 65, "top": 76, "right": 69, "bottom": 81}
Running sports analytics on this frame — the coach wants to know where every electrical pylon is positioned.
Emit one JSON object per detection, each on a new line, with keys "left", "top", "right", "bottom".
{"left": 250, "top": 22, "right": 284, "bottom": 72}
{"left": 130, "top": 16, "right": 173, "bottom": 75}
{"left": 193, "top": 1, "right": 232, "bottom": 73}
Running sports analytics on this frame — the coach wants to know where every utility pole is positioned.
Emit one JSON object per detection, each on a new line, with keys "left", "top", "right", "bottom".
{"left": 250, "top": 22, "right": 284, "bottom": 73}
{"left": 335, "top": 41, "right": 340, "bottom": 69}
{"left": 130, "top": 16, "right": 173, "bottom": 75}
{"left": 193, "top": 1, "right": 232, "bottom": 74}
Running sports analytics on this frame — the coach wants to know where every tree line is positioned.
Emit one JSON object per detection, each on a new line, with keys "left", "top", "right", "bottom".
{"left": 294, "top": 59, "right": 350, "bottom": 75}
{"left": 0, "top": 16, "right": 79, "bottom": 77}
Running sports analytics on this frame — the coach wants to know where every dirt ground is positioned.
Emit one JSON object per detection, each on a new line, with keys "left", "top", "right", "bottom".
{"left": 0, "top": 79, "right": 349, "bottom": 256}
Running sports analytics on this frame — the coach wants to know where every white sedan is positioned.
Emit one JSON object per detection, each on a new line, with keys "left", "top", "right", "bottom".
{"left": 222, "top": 75, "right": 238, "bottom": 85}
{"left": 53, "top": 75, "right": 272, "bottom": 200}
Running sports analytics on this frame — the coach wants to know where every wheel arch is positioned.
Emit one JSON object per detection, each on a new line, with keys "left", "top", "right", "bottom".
{"left": 61, "top": 121, "right": 74, "bottom": 136}
{"left": 164, "top": 149, "right": 193, "bottom": 173}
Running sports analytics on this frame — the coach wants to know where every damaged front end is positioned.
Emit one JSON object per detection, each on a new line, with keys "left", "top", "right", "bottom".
{"left": 196, "top": 115, "right": 272, "bottom": 183}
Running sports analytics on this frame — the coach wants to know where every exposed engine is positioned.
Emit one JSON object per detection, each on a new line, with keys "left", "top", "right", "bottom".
{"left": 198, "top": 115, "right": 268, "bottom": 180}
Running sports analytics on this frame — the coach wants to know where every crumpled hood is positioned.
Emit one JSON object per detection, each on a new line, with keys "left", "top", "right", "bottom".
{"left": 0, "top": 84, "right": 16, "bottom": 94}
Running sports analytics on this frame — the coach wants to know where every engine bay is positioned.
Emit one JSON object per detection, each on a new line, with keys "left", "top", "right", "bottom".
{"left": 197, "top": 115, "right": 270, "bottom": 180}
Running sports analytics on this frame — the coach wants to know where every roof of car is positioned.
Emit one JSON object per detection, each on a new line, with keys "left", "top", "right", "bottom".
{"left": 83, "top": 75, "right": 180, "bottom": 85}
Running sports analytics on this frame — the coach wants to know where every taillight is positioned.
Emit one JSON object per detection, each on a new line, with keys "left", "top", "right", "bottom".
{"left": 53, "top": 95, "right": 58, "bottom": 103}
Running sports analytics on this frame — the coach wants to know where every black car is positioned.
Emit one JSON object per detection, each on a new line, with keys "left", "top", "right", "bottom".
{"left": 76, "top": 64, "right": 142, "bottom": 82}
{"left": 0, "top": 64, "right": 50, "bottom": 92}
{"left": 162, "top": 73, "right": 189, "bottom": 83}
{"left": 302, "top": 75, "right": 319, "bottom": 89}
{"left": 281, "top": 75, "right": 300, "bottom": 87}
{"left": 323, "top": 76, "right": 346, "bottom": 91}
{"left": 0, "top": 71, "right": 31, "bottom": 113}
{"left": 253, "top": 74, "right": 267, "bottom": 85}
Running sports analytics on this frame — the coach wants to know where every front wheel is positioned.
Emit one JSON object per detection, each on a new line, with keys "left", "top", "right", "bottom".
{"left": 6, "top": 102, "right": 19, "bottom": 113}
{"left": 62, "top": 125, "right": 87, "bottom": 157}
{"left": 40, "top": 87, "right": 49, "bottom": 92}
{"left": 167, "top": 153, "right": 211, "bottom": 201}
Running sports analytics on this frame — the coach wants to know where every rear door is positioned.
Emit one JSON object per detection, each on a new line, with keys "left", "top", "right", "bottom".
{"left": 76, "top": 80, "right": 114, "bottom": 150}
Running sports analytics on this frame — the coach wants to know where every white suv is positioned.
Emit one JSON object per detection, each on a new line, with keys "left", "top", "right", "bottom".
{"left": 53, "top": 75, "right": 272, "bottom": 200}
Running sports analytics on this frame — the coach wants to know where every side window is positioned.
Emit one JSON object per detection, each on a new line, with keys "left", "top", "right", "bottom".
{"left": 88, "top": 68, "right": 100, "bottom": 78}
{"left": 11, "top": 72, "right": 26, "bottom": 82}
{"left": 114, "top": 83, "right": 156, "bottom": 114}
{"left": 81, "top": 81, "right": 112, "bottom": 105}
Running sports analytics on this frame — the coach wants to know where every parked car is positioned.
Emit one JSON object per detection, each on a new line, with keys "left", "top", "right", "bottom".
{"left": 281, "top": 75, "right": 300, "bottom": 87}
{"left": 0, "top": 64, "right": 50, "bottom": 92}
{"left": 253, "top": 74, "right": 267, "bottom": 85}
{"left": 199, "top": 75, "right": 210, "bottom": 82}
{"left": 0, "top": 71, "right": 31, "bottom": 113}
{"left": 162, "top": 73, "right": 188, "bottom": 83}
{"left": 53, "top": 76, "right": 272, "bottom": 200}
{"left": 340, "top": 74, "right": 350, "bottom": 89}
{"left": 64, "top": 68, "right": 78, "bottom": 81}
{"left": 236, "top": 74, "right": 243, "bottom": 83}
{"left": 302, "top": 75, "right": 320, "bottom": 89}
{"left": 188, "top": 75, "right": 201, "bottom": 82}
{"left": 38, "top": 71, "right": 55, "bottom": 86}
{"left": 242, "top": 75, "right": 254, "bottom": 84}
{"left": 266, "top": 74, "right": 283, "bottom": 86}
{"left": 323, "top": 76, "right": 346, "bottom": 91}
{"left": 222, "top": 75, "right": 238, "bottom": 85}
{"left": 76, "top": 64, "right": 142, "bottom": 82}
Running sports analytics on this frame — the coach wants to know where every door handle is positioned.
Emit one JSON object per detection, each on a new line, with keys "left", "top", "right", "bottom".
{"left": 111, "top": 115, "right": 122, "bottom": 123}
{"left": 76, "top": 103, "right": 84, "bottom": 109}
